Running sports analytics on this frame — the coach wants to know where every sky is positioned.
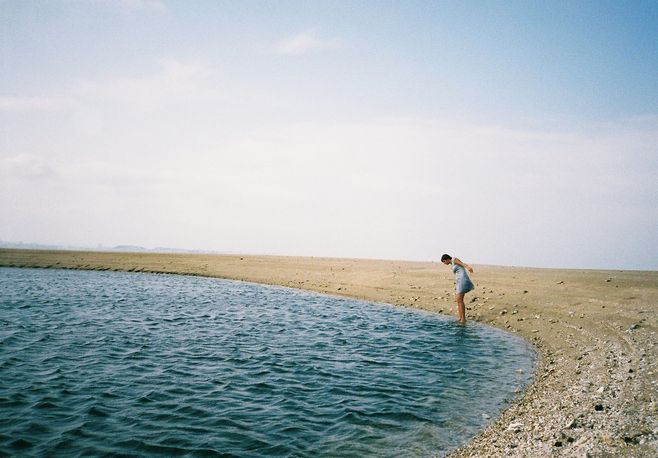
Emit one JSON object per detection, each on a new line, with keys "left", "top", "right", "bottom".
{"left": 1, "top": 0, "right": 657, "bottom": 270}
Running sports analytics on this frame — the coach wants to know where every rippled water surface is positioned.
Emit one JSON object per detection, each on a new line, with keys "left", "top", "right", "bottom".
{"left": 0, "top": 267, "right": 534, "bottom": 457}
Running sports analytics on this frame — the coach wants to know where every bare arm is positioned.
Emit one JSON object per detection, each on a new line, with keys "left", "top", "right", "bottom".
{"left": 453, "top": 258, "right": 474, "bottom": 273}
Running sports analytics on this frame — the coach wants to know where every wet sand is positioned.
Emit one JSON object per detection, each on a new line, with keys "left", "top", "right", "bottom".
{"left": 1, "top": 249, "right": 656, "bottom": 457}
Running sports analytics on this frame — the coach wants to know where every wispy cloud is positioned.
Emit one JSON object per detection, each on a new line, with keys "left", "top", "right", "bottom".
{"left": 0, "top": 96, "right": 72, "bottom": 112}
{"left": 0, "top": 154, "right": 56, "bottom": 180}
{"left": 2, "top": 59, "right": 205, "bottom": 114}
{"left": 273, "top": 29, "right": 335, "bottom": 55}
{"left": 89, "top": 0, "right": 167, "bottom": 13}
{"left": 73, "top": 58, "right": 211, "bottom": 111}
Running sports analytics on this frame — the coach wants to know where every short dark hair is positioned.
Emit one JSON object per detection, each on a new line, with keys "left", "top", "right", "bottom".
{"left": 441, "top": 254, "right": 452, "bottom": 262}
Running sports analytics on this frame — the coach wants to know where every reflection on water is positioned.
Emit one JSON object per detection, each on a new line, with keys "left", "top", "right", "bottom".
{"left": 0, "top": 267, "right": 534, "bottom": 457}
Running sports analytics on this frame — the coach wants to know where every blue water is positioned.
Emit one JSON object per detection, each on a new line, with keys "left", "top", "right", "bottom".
{"left": 0, "top": 267, "right": 534, "bottom": 457}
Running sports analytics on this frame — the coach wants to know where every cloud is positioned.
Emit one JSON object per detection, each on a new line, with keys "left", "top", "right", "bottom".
{"left": 0, "top": 154, "right": 56, "bottom": 180}
{"left": 0, "top": 58, "right": 205, "bottom": 115}
{"left": 118, "top": 0, "right": 166, "bottom": 10}
{"left": 156, "top": 116, "right": 657, "bottom": 263}
{"left": 273, "top": 29, "right": 334, "bottom": 55}
{"left": 71, "top": 58, "right": 214, "bottom": 114}
{"left": 0, "top": 96, "right": 72, "bottom": 112}
{"left": 89, "top": 0, "right": 167, "bottom": 12}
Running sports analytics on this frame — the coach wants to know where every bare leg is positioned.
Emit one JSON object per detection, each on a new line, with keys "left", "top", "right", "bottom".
{"left": 456, "top": 292, "right": 466, "bottom": 324}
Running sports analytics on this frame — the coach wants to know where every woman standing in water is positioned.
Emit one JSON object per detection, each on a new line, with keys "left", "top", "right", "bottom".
{"left": 441, "top": 254, "right": 475, "bottom": 324}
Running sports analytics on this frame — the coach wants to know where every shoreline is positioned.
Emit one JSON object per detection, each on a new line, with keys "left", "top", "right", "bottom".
{"left": 1, "top": 249, "right": 656, "bottom": 457}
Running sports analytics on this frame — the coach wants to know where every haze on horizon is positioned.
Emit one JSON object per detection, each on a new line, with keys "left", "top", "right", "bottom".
{"left": 1, "top": 1, "right": 657, "bottom": 270}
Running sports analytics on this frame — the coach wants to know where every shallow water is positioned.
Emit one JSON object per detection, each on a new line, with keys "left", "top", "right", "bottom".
{"left": 0, "top": 267, "right": 534, "bottom": 457}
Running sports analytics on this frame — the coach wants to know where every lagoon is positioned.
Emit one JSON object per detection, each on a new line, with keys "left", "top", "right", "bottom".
{"left": 0, "top": 267, "right": 534, "bottom": 456}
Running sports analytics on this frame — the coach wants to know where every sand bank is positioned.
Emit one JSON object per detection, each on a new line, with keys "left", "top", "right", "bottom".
{"left": 1, "top": 249, "right": 656, "bottom": 457}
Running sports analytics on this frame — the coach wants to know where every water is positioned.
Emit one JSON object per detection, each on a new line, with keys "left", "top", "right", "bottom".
{"left": 0, "top": 267, "right": 535, "bottom": 457}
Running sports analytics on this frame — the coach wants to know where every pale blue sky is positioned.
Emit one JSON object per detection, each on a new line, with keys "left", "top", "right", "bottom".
{"left": 1, "top": 1, "right": 657, "bottom": 269}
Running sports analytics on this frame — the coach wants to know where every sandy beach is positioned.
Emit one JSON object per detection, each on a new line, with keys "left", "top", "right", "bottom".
{"left": 1, "top": 248, "right": 656, "bottom": 457}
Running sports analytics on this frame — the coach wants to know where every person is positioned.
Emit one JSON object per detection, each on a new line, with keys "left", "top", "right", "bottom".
{"left": 441, "top": 254, "right": 475, "bottom": 324}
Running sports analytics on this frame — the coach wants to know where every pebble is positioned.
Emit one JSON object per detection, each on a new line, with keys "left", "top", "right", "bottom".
{"left": 507, "top": 422, "right": 524, "bottom": 432}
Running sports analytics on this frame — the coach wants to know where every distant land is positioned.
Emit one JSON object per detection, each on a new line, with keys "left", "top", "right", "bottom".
{"left": 0, "top": 240, "right": 234, "bottom": 255}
